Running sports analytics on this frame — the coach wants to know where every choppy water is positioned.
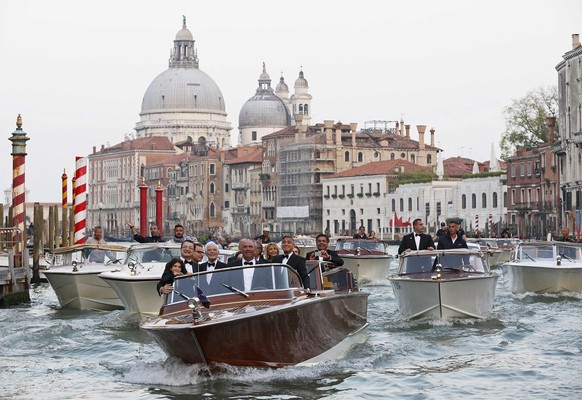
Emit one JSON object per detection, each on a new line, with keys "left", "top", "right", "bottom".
{"left": 1, "top": 247, "right": 582, "bottom": 399}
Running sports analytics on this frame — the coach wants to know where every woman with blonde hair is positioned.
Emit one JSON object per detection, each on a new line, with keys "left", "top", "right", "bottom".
{"left": 264, "top": 242, "right": 280, "bottom": 261}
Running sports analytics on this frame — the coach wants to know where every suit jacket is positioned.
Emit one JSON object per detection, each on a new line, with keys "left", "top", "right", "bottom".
{"left": 305, "top": 249, "right": 344, "bottom": 267}
{"left": 437, "top": 234, "right": 468, "bottom": 250}
{"left": 398, "top": 232, "right": 435, "bottom": 254}
{"left": 272, "top": 253, "right": 310, "bottom": 289}
{"left": 195, "top": 260, "right": 229, "bottom": 295}
{"left": 224, "top": 258, "right": 273, "bottom": 291}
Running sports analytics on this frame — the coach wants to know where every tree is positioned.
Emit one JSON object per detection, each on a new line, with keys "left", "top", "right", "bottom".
{"left": 500, "top": 86, "right": 558, "bottom": 159}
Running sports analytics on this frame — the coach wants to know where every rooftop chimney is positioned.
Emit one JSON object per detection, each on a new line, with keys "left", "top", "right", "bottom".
{"left": 417, "top": 125, "right": 426, "bottom": 149}
{"left": 350, "top": 122, "right": 358, "bottom": 132}
{"left": 573, "top": 34, "right": 581, "bottom": 50}
{"left": 93, "top": 146, "right": 96, "bottom": 154}
{"left": 430, "top": 127, "right": 435, "bottom": 147}
{"left": 546, "top": 116, "right": 556, "bottom": 144}
{"left": 405, "top": 124, "right": 410, "bottom": 138}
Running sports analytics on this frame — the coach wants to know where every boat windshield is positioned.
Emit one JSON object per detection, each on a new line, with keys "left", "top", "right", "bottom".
{"left": 126, "top": 246, "right": 181, "bottom": 264}
{"left": 166, "top": 264, "right": 303, "bottom": 305}
{"left": 399, "top": 252, "right": 487, "bottom": 274}
{"left": 336, "top": 240, "right": 385, "bottom": 252}
{"left": 519, "top": 244, "right": 581, "bottom": 261}
{"left": 51, "top": 245, "right": 128, "bottom": 266}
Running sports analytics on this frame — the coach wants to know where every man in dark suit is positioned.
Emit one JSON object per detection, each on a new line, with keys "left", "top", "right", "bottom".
{"left": 272, "top": 235, "right": 310, "bottom": 289}
{"left": 226, "top": 238, "right": 271, "bottom": 291}
{"left": 197, "top": 241, "right": 229, "bottom": 295}
{"left": 306, "top": 234, "right": 344, "bottom": 267}
{"left": 353, "top": 225, "right": 368, "bottom": 239}
{"left": 437, "top": 222, "right": 468, "bottom": 250}
{"left": 156, "top": 240, "right": 204, "bottom": 295}
{"left": 398, "top": 218, "right": 435, "bottom": 255}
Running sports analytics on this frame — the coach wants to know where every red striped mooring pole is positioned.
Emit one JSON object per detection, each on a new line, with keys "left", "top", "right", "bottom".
{"left": 155, "top": 181, "right": 163, "bottom": 234}
{"left": 139, "top": 178, "right": 148, "bottom": 236}
{"left": 9, "top": 114, "right": 29, "bottom": 268}
{"left": 73, "top": 156, "right": 87, "bottom": 244}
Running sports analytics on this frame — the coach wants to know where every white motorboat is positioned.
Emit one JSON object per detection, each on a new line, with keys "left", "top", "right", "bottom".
{"left": 335, "top": 239, "right": 393, "bottom": 284}
{"left": 389, "top": 249, "right": 499, "bottom": 319}
{"left": 466, "top": 238, "right": 506, "bottom": 267}
{"left": 99, "top": 243, "right": 236, "bottom": 315}
{"left": 502, "top": 241, "right": 582, "bottom": 293}
{"left": 42, "top": 244, "right": 128, "bottom": 311}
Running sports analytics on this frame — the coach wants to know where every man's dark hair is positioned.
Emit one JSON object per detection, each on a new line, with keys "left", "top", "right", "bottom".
{"left": 412, "top": 218, "right": 422, "bottom": 227}
{"left": 316, "top": 234, "right": 329, "bottom": 243}
{"left": 281, "top": 235, "right": 294, "bottom": 241}
{"left": 174, "top": 224, "right": 184, "bottom": 230}
{"left": 181, "top": 239, "right": 195, "bottom": 249}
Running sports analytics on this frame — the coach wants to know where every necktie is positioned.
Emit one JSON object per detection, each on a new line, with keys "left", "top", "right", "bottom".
{"left": 244, "top": 261, "right": 253, "bottom": 265}
{"left": 207, "top": 263, "right": 214, "bottom": 268}
{"left": 415, "top": 234, "right": 421, "bottom": 237}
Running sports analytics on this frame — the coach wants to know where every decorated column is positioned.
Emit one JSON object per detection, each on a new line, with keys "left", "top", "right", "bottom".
{"left": 139, "top": 178, "right": 148, "bottom": 236}
{"left": 8, "top": 114, "right": 29, "bottom": 268}
{"left": 73, "top": 156, "right": 87, "bottom": 244}
{"left": 155, "top": 181, "right": 163, "bottom": 234}
{"left": 61, "top": 169, "right": 68, "bottom": 247}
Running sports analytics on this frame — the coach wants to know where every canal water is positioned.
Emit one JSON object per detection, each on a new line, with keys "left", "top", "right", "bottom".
{"left": 1, "top": 247, "right": 581, "bottom": 399}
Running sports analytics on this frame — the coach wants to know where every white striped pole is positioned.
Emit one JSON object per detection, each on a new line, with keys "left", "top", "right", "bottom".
{"left": 475, "top": 214, "right": 479, "bottom": 232}
{"left": 74, "top": 156, "right": 87, "bottom": 244}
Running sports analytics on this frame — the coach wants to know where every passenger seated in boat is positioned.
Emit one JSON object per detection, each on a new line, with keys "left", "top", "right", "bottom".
{"left": 306, "top": 234, "right": 344, "bottom": 270}
{"left": 85, "top": 226, "right": 116, "bottom": 263}
{"left": 156, "top": 258, "right": 187, "bottom": 296}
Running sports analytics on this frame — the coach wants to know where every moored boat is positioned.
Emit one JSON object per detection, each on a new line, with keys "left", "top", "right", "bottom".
{"left": 389, "top": 248, "right": 499, "bottom": 319}
{"left": 141, "top": 261, "right": 369, "bottom": 367}
{"left": 502, "top": 241, "right": 582, "bottom": 293}
{"left": 42, "top": 244, "right": 128, "bottom": 311}
{"left": 334, "top": 238, "right": 393, "bottom": 284}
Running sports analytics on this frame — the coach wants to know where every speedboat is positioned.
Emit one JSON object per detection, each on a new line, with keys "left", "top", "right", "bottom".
{"left": 466, "top": 238, "right": 506, "bottom": 267}
{"left": 335, "top": 239, "right": 393, "bottom": 284}
{"left": 287, "top": 235, "right": 317, "bottom": 257}
{"left": 502, "top": 241, "right": 582, "bottom": 293}
{"left": 42, "top": 243, "right": 128, "bottom": 311}
{"left": 98, "top": 243, "right": 182, "bottom": 315}
{"left": 141, "top": 261, "right": 369, "bottom": 367}
{"left": 389, "top": 249, "right": 499, "bottom": 319}
{"left": 99, "top": 244, "right": 235, "bottom": 315}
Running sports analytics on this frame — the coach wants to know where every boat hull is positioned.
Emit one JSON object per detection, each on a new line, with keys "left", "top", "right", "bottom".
{"left": 99, "top": 273, "right": 162, "bottom": 315}
{"left": 43, "top": 267, "right": 123, "bottom": 311}
{"left": 390, "top": 273, "right": 499, "bottom": 319}
{"left": 143, "top": 292, "right": 369, "bottom": 367}
{"left": 502, "top": 263, "right": 582, "bottom": 293}
{"left": 341, "top": 255, "right": 392, "bottom": 284}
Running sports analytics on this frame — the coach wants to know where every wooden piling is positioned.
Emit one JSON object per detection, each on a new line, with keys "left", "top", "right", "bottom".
{"left": 52, "top": 205, "right": 59, "bottom": 247}
{"left": 61, "top": 206, "right": 68, "bottom": 247}
{"left": 31, "top": 203, "right": 43, "bottom": 285}
{"left": 48, "top": 206, "right": 54, "bottom": 251}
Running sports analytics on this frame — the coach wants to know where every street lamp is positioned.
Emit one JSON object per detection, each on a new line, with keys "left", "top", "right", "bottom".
{"left": 98, "top": 202, "right": 103, "bottom": 228}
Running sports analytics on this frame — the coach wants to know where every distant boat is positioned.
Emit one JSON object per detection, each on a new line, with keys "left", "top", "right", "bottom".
{"left": 502, "top": 241, "right": 582, "bottom": 293}
{"left": 43, "top": 244, "right": 128, "bottom": 311}
{"left": 141, "top": 261, "right": 369, "bottom": 367}
{"left": 335, "top": 239, "right": 393, "bottom": 284}
{"left": 389, "top": 248, "right": 499, "bottom": 319}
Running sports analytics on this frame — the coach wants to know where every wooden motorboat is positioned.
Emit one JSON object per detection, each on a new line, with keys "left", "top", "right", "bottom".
{"left": 389, "top": 249, "right": 499, "bottom": 319}
{"left": 502, "top": 241, "right": 582, "bottom": 293}
{"left": 98, "top": 243, "right": 182, "bottom": 315}
{"left": 141, "top": 261, "right": 369, "bottom": 367}
{"left": 466, "top": 238, "right": 506, "bottom": 267}
{"left": 42, "top": 244, "right": 128, "bottom": 311}
{"left": 335, "top": 239, "right": 393, "bottom": 284}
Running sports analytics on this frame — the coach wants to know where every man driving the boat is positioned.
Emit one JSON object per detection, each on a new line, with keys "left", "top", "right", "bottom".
{"left": 437, "top": 222, "right": 468, "bottom": 250}
{"left": 85, "top": 226, "right": 116, "bottom": 263}
{"left": 306, "top": 234, "right": 344, "bottom": 268}
{"left": 398, "top": 219, "right": 435, "bottom": 254}
{"left": 559, "top": 227, "right": 576, "bottom": 242}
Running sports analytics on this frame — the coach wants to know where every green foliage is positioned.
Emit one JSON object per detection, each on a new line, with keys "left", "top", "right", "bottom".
{"left": 397, "top": 170, "right": 437, "bottom": 184}
{"left": 500, "top": 86, "right": 558, "bottom": 159}
{"left": 461, "top": 171, "right": 505, "bottom": 179}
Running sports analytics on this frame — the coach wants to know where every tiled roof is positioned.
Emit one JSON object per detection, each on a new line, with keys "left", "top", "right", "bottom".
{"left": 224, "top": 146, "right": 263, "bottom": 165}
{"left": 327, "top": 159, "right": 431, "bottom": 178}
{"left": 93, "top": 136, "right": 177, "bottom": 155}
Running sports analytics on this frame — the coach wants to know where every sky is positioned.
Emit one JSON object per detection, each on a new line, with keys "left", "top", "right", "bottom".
{"left": 0, "top": 0, "right": 581, "bottom": 203}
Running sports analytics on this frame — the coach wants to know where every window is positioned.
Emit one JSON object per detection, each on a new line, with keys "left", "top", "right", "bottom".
{"left": 209, "top": 163, "right": 216, "bottom": 175}
{"left": 471, "top": 193, "right": 476, "bottom": 209}
{"left": 224, "top": 201, "right": 230, "bottom": 208}
{"left": 392, "top": 199, "right": 396, "bottom": 212}
{"left": 304, "top": 104, "right": 309, "bottom": 115}
{"left": 252, "top": 131, "right": 257, "bottom": 141}
{"left": 345, "top": 151, "right": 350, "bottom": 162}
{"left": 462, "top": 194, "right": 467, "bottom": 209}
{"left": 209, "top": 203, "right": 215, "bottom": 218}
{"left": 482, "top": 193, "right": 487, "bottom": 208}
{"left": 400, "top": 198, "right": 404, "bottom": 212}
{"left": 493, "top": 192, "right": 498, "bottom": 208}
{"left": 358, "top": 152, "right": 363, "bottom": 163}
{"left": 527, "top": 162, "right": 532, "bottom": 177}
{"left": 511, "top": 164, "right": 515, "bottom": 178}
{"left": 411, "top": 154, "right": 416, "bottom": 164}
{"left": 504, "top": 192, "right": 507, "bottom": 207}
{"left": 520, "top": 162, "right": 525, "bottom": 177}
{"left": 427, "top": 154, "right": 432, "bottom": 164}
{"left": 390, "top": 153, "right": 395, "bottom": 160}
{"left": 225, "top": 183, "right": 229, "bottom": 192}
{"left": 511, "top": 189, "right": 516, "bottom": 205}
{"left": 408, "top": 198, "right": 412, "bottom": 211}
{"left": 401, "top": 153, "right": 406, "bottom": 158}
{"left": 210, "top": 182, "right": 215, "bottom": 194}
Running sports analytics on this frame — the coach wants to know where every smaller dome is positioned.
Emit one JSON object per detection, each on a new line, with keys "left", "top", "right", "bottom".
{"left": 176, "top": 27, "right": 193, "bottom": 41}
{"left": 276, "top": 76, "right": 289, "bottom": 92}
{"left": 294, "top": 70, "right": 308, "bottom": 88}
{"left": 259, "top": 62, "right": 270, "bottom": 81}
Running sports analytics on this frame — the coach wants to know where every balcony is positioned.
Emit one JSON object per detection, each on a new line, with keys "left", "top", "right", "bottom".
{"left": 232, "top": 206, "right": 250, "bottom": 214}
{"left": 232, "top": 182, "right": 249, "bottom": 190}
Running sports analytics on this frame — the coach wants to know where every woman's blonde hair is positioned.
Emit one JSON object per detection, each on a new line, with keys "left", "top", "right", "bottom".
{"left": 265, "top": 243, "right": 280, "bottom": 260}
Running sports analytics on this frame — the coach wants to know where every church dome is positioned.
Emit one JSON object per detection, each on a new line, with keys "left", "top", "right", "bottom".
{"left": 141, "top": 67, "right": 226, "bottom": 114}
{"left": 239, "top": 63, "right": 291, "bottom": 128}
{"left": 175, "top": 26, "right": 193, "bottom": 41}
{"left": 275, "top": 76, "right": 289, "bottom": 93}
{"left": 294, "top": 70, "right": 308, "bottom": 89}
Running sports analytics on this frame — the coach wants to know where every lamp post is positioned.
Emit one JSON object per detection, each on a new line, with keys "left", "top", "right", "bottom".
{"left": 98, "top": 202, "right": 103, "bottom": 229}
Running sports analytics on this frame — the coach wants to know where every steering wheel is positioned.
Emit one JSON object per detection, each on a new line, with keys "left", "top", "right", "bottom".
{"left": 105, "top": 259, "right": 123, "bottom": 265}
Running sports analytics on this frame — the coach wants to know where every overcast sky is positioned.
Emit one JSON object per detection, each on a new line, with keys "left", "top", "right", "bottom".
{"left": 1, "top": 0, "right": 580, "bottom": 203}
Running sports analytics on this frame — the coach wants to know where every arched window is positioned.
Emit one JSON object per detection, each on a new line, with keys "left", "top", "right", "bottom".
{"left": 493, "top": 192, "right": 498, "bottom": 208}
{"left": 390, "top": 153, "right": 395, "bottom": 160}
{"left": 411, "top": 154, "right": 416, "bottom": 164}
{"left": 210, "top": 202, "right": 215, "bottom": 218}
{"left": 408, "top": 198, "right": 413, "bottom": 211}
{"left": 299, "top": 104, "right": 303, "bottom": 114}
{"left": 210, "top": 182, "right": 215, "bottom": 194}
{"left": 482, "top": 193, "right": 487, "bottom": 208}
{"left": 462, "top": 194, "right": 467, "bottom": 209}
{"left": 391, "top": 199, "right": 396, "bottom": 212}
{"left": 358, "top": 152, "right": 363, "bottom": 162}
{"left": 427, "top": 154, "right": 432, "bottom": 164}
{"left": 399, "top": 198, "right": 404, "bottom": 212}
{"left": 471, "top": 194, "right": 477, "bottom": 209}
{"left": 345, "top": 151, "right": 350, "bottom": 162}
{"left": 304, "top": 104, "right": 309, "bottom": 115}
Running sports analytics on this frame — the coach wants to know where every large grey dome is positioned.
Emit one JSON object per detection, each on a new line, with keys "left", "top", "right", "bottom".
{"left": 141, "top": 67, "right": 226, "bottom": 114}
{"left": 239, "top": 63, "right": 291, "bottom": 128}
{"left": 239, "top": 93, "right": 291, "bottom": 128}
